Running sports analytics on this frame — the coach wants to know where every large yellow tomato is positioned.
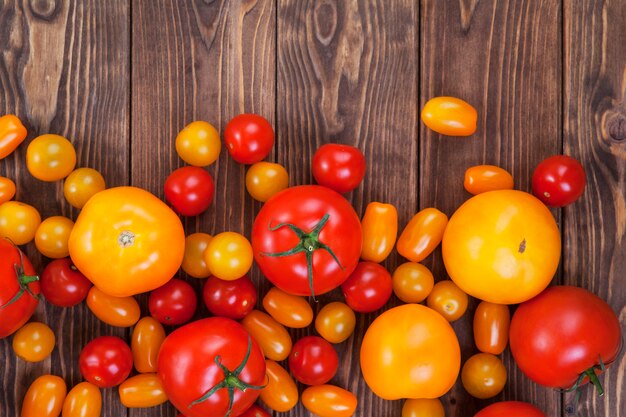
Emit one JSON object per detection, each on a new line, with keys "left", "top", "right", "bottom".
{"left": 68, "top": 187, "right": 185, "bottom": 297}
{"left": 360, "top": 304, "right": 460, "bottom": 400}
{"left": 442, "top": 190, "right": 560, "bottom": 304}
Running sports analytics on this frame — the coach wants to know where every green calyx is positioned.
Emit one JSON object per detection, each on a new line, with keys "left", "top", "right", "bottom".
{"left": 0, "top": 241, "right": 39, "bottom": 310}
{"left": 564, "top": 355, "right": 607, "bottom": 398}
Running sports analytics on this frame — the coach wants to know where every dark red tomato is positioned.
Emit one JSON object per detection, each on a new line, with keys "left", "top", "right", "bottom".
{"left": 0, "top": 239, "right": 39, "bottom": 339}
{"left": 158, "top": 317, "right": 266, "bottom": 417}
{"left": 510, "top": 286, "right": 621, "bottom": 394}
{"left": 79, "top": 336, "right": 132, "bottom": 388}
{"left": 312, "top": 144, "right": 366, "bottom": 194}
{"left": 40, "top": 258, "right": 92, "bottom": 307}
{"left": 224, "top": 114, "right": 274, "bottom": 164}
{"left": 149, "top": 278, "right": 197, "bottom": 326}
{"left": 341, "top": 261, "right": 392, "bottom": 313}
{"left": 251, "top": 185, "right": 362, "bottom": 298}
{"left": 164, "top": 167, "right": 215, "bottom": 216}
{"left": 288, "top": 336, "right": 339, "bottom": 386}
{"left": 532, "top": 155, "right": 586, "bottom": 207}
{"left": 474, "top": 401, "right": 546, "bottom": 417}
{"left": 239, "top": 404, "right": 271, "bottom": 417}
{"left": 202, "top": 275, "right": 257, "bottom": 320}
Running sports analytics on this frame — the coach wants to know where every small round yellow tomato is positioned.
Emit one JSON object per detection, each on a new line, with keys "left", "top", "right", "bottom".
{"left": 35, "top": 216, "right": 75, "bottom": 258}
{"left": 63, "top": 168, "right": 106, "bottom": 209}
{"left": 421, "top": 96, "right": 477, "bottom": 136}
{"left": 26, "top": 134, "right": 77, "bottom": 181}
{"left": 21, "top": 375, "right": 67, "bottom": 417}
{"left": 86, "top": 286, "right": 140, "bottom": 327}
{"left": 464, "top": 165, "right": 514, "bottom": 195}
{"left": 301, "top": 385, "right": 358, "bottom": 417}
{"left": 175, "top": 121, "right": 221, "bottom": 166}
{"left": 461, "top": 353, "right": 507, "bottom": 399}
{"left": 131, "top": 317, "right": 166, "bottom": 373}
{"left": 245, "top": 162, "right": 289, "bottom": 202}
{"left": 62, "top": 382, "right": 102, "bottom": 417}
{"left": 402, "top": 398, "right": 445, "bottom": 417}
{"left": 392, "top": 262, "right": 434, "bottom": 303}
{"left": 315, "top": 302, "right": 356, "bottom": 344}
{"left": 0, "top": 176, "right": 16, "bottom": 204}
{"left": 0, "top": 201, "right": 42, "bottom": 245}
{"left": 12, "top": 322, "right": 55, "bottom": 362}
{"left": 181, "top": 233, "right": 212, "bottom": 278}
{"left": 204, "top": 231, "right": 253, "bottom": 281}
{"left": 427, "top": 280, "right": 468, "bottom": 322}
{"left": 263, "top": 287, "right": 313, "bottom": 328}
{"left": 260, "top": 360, "right": 298, "bottom": 412}
{"left": 118, "top": 373, "right": 168, "bottom": 408}
{"left": 241, "top": 310, "right": 292, "bottom": 361}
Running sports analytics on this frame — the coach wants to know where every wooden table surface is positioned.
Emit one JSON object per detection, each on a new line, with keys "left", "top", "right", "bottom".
{"left": 1, "top": 1, "right": 625, "bottom": 416}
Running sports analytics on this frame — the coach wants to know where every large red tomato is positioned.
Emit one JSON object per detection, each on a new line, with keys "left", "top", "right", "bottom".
{"left": 251, "top": 185, "right": 361, "bottom": 297}
{"left": 474, "top": 401, "right": 546, "bottom": 417}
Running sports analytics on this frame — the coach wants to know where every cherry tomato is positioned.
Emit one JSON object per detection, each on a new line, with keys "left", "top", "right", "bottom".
{"left": 262, "top": 287, "right": 313, "bottom": 328}
{"left": 532, "top": 155, "right": 586, "bottom": 207}
{"left": 202, "top": 275, "right": 257, "bottom": 320}
{"left": 239, "top": 404, "right": 271, "bottom": 417}
{"left": 86, "top": 287, "right": 140, "bottom": 327}
{"left": 149, "top": 278, "right": 197, "bottom": 325}
{"left": 464, "top": 165, "right": 514, "bottom": 195}
{"left": 341, "top": 261, "right": 392, "bottom": 313}
{"left": 288, "top": 336, "right": 338, "bottom": 385}
{"left": 119, "top": 373, "right": 168, "bottom": 408}
{"left": 0, "top": 201, "right": 41, "bottom": 245}
{"left": 204, "top": 231, "right": 253, "bottom": 281}
{"left": 312, "top": 144, "right": 366, "bottom": 193}
{"left": 40, "top": 258, "right": 92, "bottom": 307}
{"left": 473, "top": 301, "right": 510, "bottom": 355}
{"left": 12, "top": 322, "right": 55, "bottom": 362}
{"left": 0, "top": 176, "right": 16, "bottom": 204}
{"left": 461, "top": 353, "right": 507, "bottom": 399}
{"left": 35, "top": 216, "right": 74, "bottom": 259}
{"left": 63, "top": 168, "right": 106, "bottom": 209}
{"left": 421, "top": 96, "right": 477, "bottom": 136}
{"left": 246, "top": 162, "right": 289, "bottom": 202}
{"left": 175, "top": 121, "right": 221, "bottom": 167}
{"left": 241, "top": 310, "right": 292, "bottom": 361}
{"left": 0, "top": 114, "right": 27, "bottom": 160}
{"left": 314, "top": 302, "right": 356, "bottom": 344}
{"left": 79, "top": 336, "right": 132, "bottom": 388}
{"left": 182, "top": 233, "right": 212, "bottom": 278}
{"left": 21, "top": 375, "right": 67, "bottom": 417}
{"left": 224, "top": 114, "right": 274, "bottom": 164}
{"left": 392, "top": 262, "right": 434, "bottom": 303}
{"left": 301, "top": 385, "right": 357, "bottom": 417}
{"left": 427, "top": 280, "right": 468, "bottom": 322}
{"left": 62, "top": 382, "right": 102, "bottom": 417}
{"left": 260, "top": 360, "right": 298, "bottom": 412}
{"left": 474, "top": 401, "right": 547, "bottom": 417}
{"left": 402, "top": 398, "right": 445, "bottom": 417}
{"left": 164, "top": 166, "right": 215, "bottom": 216}
{"left": 26, "top": 134, "right": 77, "bottom": 181}
{"left": 360, "top": 202, "right": 397, "bottom": 263}
{"left": 397, "top": 207, "right": 448, "bottom": 263}
{"left": 131, "top": 317, "right": 166, "bottom": 373}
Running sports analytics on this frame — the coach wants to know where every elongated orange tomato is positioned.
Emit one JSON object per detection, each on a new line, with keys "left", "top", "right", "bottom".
{"left": 118, "top": 373, "right": 168, "bottom": 408}
{"left": 464, "top": 165, "right": 514, "bottom": 195}
{"left": 21, "top": 375, "right": 67, "bottom": 417}
{"left": 86, "top": 286, "right": 140, "bottom": 327}
{"left": 241, "top": 310, "right": 292, "bottom": 361}
{"left": 131, "top": 317, "right": 166, "bottom": 373}
{"left": 397, "top": 208, "right": 448, "bottom": 263}
{"left": 182, "top": 233, "right": 212, "bottom": 278}
{"left": 301, "top": 385, "right": 357, "bottom": 417}
{"left": 262, "top": 287, "right": 313, "bottom": 328}
{"left": 0, "top": 114, "right": 27, "bottom": 160}
{"left": 260, "top": 360, "right": 298, "bottom": 412}
{"left": 360, "top": 202, "right": 398, "bottom": 263}
{"left": 62, "top": 382, "right": 102, "bottom": 417}
{"left": 473, "top": 301, "right": 510, "bottom": 355}
{"left": 421, "top": 97, "right": 477, "bottom": 136}
{"left": 0, "top": 176, "right": 16, "bottom": 204}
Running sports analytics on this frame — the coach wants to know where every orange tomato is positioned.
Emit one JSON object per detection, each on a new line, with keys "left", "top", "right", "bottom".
{"left": 118, "top": 373, "right": 168, "bottom": 408}
{"left": 0, "top": 114, "right": 27, "bottom": 159}
{"left": 314, "top": 302, "right": 356, "bottom": 344}
{"left": 397, "top": 208, "right": 448, "bottom": 263}
{"left": 204, "top": 231, "right": 253, "bottom": 281}
{"left": 426, "top": 280, "right": 469, "bottom": 322}
{"left": 63, "top": 168, "right": 106, "bottom": 209}
{"left": 69, "top": 186, "right": 185, "bottom": 297}
{"left": 392, "top": 262, "right": 434, "bottom": 303}
{"left": 262, "top": 287, "right": 313, "bottom": 328}
{"left": 62, "top": 382, "right": 102, "bottom": 417}
{"left": 461, "top": 353, "right": 507, "bottom": 399}
{"left": 21, "top": 375, "right": 67, "bottom": 417}
{"left": 421, "top": 96, "right": 477, "bottom": 136}
{"left": 0, "top": 176, "right": 16, "bottom": 204}
{"left": 175, "top": 121, "right": 221, "bottom": 167}
{"left": 259, "top": 360, "right": 298, "bottom": 412}
{"left": 0, "top": 201, "right": 41, "bottom": 245}
{"left": 442, "top": 190, "right": 561, "bottom": 304}
{"left": 181, "top": 233, "right": 212, "bottom": 278}
{"left": 301, "top": 385, "right": 357, "bottom": 417}
{"left": 402, "top": 398, "right": 445, "bottom": 417}
{"left": 246, "top": 162, "right": 289, "bottom": 202}
{"left": 473, "top": 301, "right": 510, "bottom": 355}
{"left": 131, "top": 317, "right": 166, "bottom": 373}
{"left": 360, "top": 202, "right": 398, "bottom": 263}
{"left": 241, "top": 310, "right": 292, "bottom": 361}
{"left": 26, "top": 134, "right": 77, "bottom": 181}
{"left": 12, "top": 322, "right": 55, "bottom": 362}
{"left": 464, "top": 165, "right": 514, "bottom": 195}
{"left": 86, "top": 286, "right": 140, "bottom": 327}
{"left": 35, "top": 216, "right": 75, "bottom": 259}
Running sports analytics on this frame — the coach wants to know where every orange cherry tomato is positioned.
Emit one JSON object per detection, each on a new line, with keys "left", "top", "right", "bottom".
{"left": 181, "top": 233, "right": 212, "bottom": 278}
{"left": 241, "top": 310, "right": 292, "bottom": 361}
{"left": 175, "top": 121, "right": 221, "bottom": 167}
{"left": 204, "top": 231, "right": 253, "bottom": 281}
{"left": 301, "top": 385, "right": 358, "bottom": 417}
{"left": 260, "top": 360, "right": 298, "bottom": 412}
{"left": 473, "top": 301, "right": 510, "bottom": 355}
{"left": 62, "top": 382, "right": 102, "bottom": 417}
{"left": 21, "top": 375, "right": 67, "bottom": 417}
{"left": 314, "top": 302, "right": 356, "bottom": 344}
{"left": 402, "top": 398, "right": 445, "bottom": 417}
{"left": 26, "top": 134, "right": 77, "bottom": 181}
{"left": 246, "top": 162, "right": 289, "bottom": 202}
{"left": 35, "top": 216, "right": 75, "bottom": 259}
{"left": 118, "top": 373, "right": 168, "bottom": 408}
{"left": 0, "top": 114, "right": 27, "bottom": 159}
{"left": 392, "top": 262, "right": 434, "bottom": 303}
{"left": 461, "top": 353, "right": 507, "bottom": 399}
{"left": 421, "top": 96, "right": 477, "bottom": 136}
{"left": 63, "top": 168, "right": 106, "bottom": 209}
{"left": 464, "top": 165, "right": 514, "bottom": 195}
{"left": 0, "top": 201, "right": 41, "bottom": 245}
{"left": 427, "top": 280, "right": 468, "bottom": 322}
{"left": 397, "top": 208, "right": 448, "bottom": 263}
{"left": 131, "top": 317, "right": 166, "bottom": 373}
{"left": 12, "top": 322, "right": 55, "bottom": 362}
{"left": 262, "top": 287, "right": 313, "bottom": 328}
{"left": 0, "top": 176, "right": 16, "bottom": 204}
{"left": 86, "top": 286, "right": 140, "bottom": 327}
{"left": 360, "top": 202, "right": 398, "bottom": 263}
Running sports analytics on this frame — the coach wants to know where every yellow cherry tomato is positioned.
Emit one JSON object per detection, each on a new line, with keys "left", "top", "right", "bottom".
{"left": 204, "top": 231, "right": 253, "bottom": 281}
{"left": 118, "top": 373, "right": 168, "bottom": 408}
{"left": 21, "top": 375, "right": 67, "bottom": 417}
{"left": 360, "top": 202, "right": 398, "bottom": 263}
{"left": 421, "top": 96, "right": 477, "bottom": 136}
{"left": 0, "top": 201, "right": 41, "bottom": 245}
{"left": 182, "top": 233, "right": 212, "bottom": 278}
{"left": 63, "top": 168, "right": 106, "bottom": 209}
{"left": 314, "top": 302, "right": 356, "bottom": 344}
{"left": 62, "top": 382, "right": 102, "bottom": 417}
{"left": 0, "top": 176, "right": 16, "bottom": 204}
{"left": 461, "top": 353, "right": 507, "bottom": 399}
{"left": 0, "top": 114, "right": 27, "bottom": 159}
{"left": 392, "top": 262, "right": 434, "bottom": 304}
{"left": 402, "top": 398, "right": 445, "bottom": 417}
{"left": 12, "top": 322, "right": 55, "bottom": 362}
{"left": 473, "top": 301, "right": 510, "bottom": 355}
{"left": 464, "top": 165, "right": 514, "bottom": 195}
{"left": 35, "top": 216, "right": 75, "bottom": 259}
{"left": 175, "top": 121, "right": 221, "bottom": 166}
{"left": 260, "top": 360, "right": 298, "bottom": 412}
{"left": 245, "top": 162, "right": 289, "bottom": 202}
{"left": 397, "top": 208, "right": 448, "bottom": 263}
{"left": 131, "top": 317, "right": 166, "bottom": 373}
{"left": 241, "top": 310, "right": 292, "bottom": 361}
{"left": 301, "top": 385, "right": 358, "bottom": 417}
{"left": 427, "top": 280, "right": 469, "bottom": 322}
{"left": 262, "top": 287, "right": 313, "bottom": 328}
{"left": 86, "top": 286, "right": 140, "bottom": 327}
{"left": 26, "top": 134, "right": 77, "bottom": 181}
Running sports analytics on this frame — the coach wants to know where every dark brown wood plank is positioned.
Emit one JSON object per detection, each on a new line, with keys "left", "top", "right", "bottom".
{"left": 0, "top": 1, "right": 129, "bottom": 417}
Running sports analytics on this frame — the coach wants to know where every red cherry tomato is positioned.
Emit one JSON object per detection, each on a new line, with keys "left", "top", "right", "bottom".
{"left": 341, "top": 261, "right": 392, "bottom": 313}
{"left": 164, "top": 167, "right": 215, "bottom": 216}
{"left": 312, "top": 144, "right": 366, "bottom": 193}
{"left": 149, "top": 278, "right": 198, "bottom": 325}
{"left": 79, "top": 336, "right": 132, "bottom": 388}
{"left": 531, "top": 155, "right": 586, "bottom": 207}
{"left": 224, "top": 114, "right": 275, "bottom": 164}
{"left": 288, "top": 336, "right": 339, "bottom": 386}
{"left": 202, "top": 275, "right": 257, "bottom": 320}
{"left": 474, "top": 401, "right": 547, "bottom": 417}
{"left": 239, "top": 404, "right": 272, "bottom": 417}
{"left": 40, "top": 258, "right": 92, "bottom": 307}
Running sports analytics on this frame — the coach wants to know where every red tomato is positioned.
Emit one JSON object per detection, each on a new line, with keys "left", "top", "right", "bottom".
{"left": 40, "top": 258, "right": 92, "bottom": 307}
{"left": 251, "top": 185, "right": 361, "bottom": 297}
{"left": 158, "top": 317, "right": 266, "bottom": 417}
{"left": 164, "top": 167, "right": 215, "bottom": 216}
{"left": 224, "top": 114, "right": 275, "bottom": 164}
{"left": 288, "top": 336, "right": 339, "bottom": 386}
{"left": 341, "top": 261, "right": 392, "bottom": 313}
{"left": 202, "top": 275, "right": 257, "bottom": 320}
{"left": 474, "top": 401, "right": 546, "bottom": 417}
{"left": 239, "top": 404, "right": 271, "bottom": 417}
{"left": 532, "top": 155, "right": 586, "bottom": 207}
{"left": 312, "top": 144, "right": 366, "bottom": 193}
{"left": 149, "top": 278, "right": 197, "bottom": 326}
{"left": 79, "top": 336, "right": 133, "bottom": 388}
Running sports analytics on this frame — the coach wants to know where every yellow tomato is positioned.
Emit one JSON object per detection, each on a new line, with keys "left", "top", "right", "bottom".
{"left": 0, "top": 201, "right": 41, "bottom": 245}
{"left": 26, "top": 134, "right": 77, "bottom": 181}
{"left": 461, "top": 353, "right": 507, "bottom": 399}
{"left": 86, "top": 286, "right": 140, "bottom": 327}
{"left": 260, "top": 360, "right": 298, "bottom": 412}
{"left": 118, "top": 374, "right": 168, "bottom": 408}
{"left": 0, "top": 176, "right": 16, "bottom": 204}
{"left": 245, "top": 162, "right": 289, "bottom": 202}
{"left": 241, "top": 310, "right": 292, "bottom": 361}
{"left": 262, "top": 287, "right": 313, "bottom": 328}
{"left": 402, "top": 398, "right": 445, "bottom": 417}
{"left": 392, "top": 262, "right": 434, "bottom": 303}
{"left": 204, "top": 231, "right": 253, "bottom": 281}
{"left": 63, "top": 168, "right": 106, "bottom": 209}
{"left": 426, "top": 280, "right": 469, "bottom": 322}
{"left": 314, "top": 302, "right": 356, "bottom": 344}
{"left": 360, "top": 202, "right": 398, "bottom": 263}
{"left": 301, "top": 385, "right": 358, "bottom": 417}
{"left": 0, "top": 114, "right": 27, "bottom": 159}
{"left": 62, "top": 382, "right": 102, "bottom": 417}
{"left": 464, "top": 165, "right": 514, "bottom": 195}
{"left": 175, "top": 121, "right": 221, "bottom": 166}
{"left": 35, "top": 216, "right": 74, "bottom": 259}
{"left": 442, "top": 190, "right": 561, "bottom": 304}
{"left": 131, "top": 317, "right": 166, "bottom": 373}
{"left": 182, "top": 233, "right": 212, "bottom": 278}
{"left": 12, "top": 322, "right": 55, "bottom": 362}
{"left": 421, "top": 97, "right": 477, "bottom": 136}
{"left": 397, "top": 208, "right": 448, "bottom": 263}
{"left": 21, "top": 375, "right": 67, "bottom": 417}
{"left": 473, "top": 301, "right": 510, "bottom": 355}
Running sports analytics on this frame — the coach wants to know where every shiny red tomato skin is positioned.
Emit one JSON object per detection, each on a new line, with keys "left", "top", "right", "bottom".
{"left": 288, "top": 336, "right": 339, "bottom": 386}
{"left": 312, "top": 144, "right": 366, "bottom": 193}
{"left": 341, "top": 262, "right": 392, "bottom": 313}
{"left": 224, "top": 114, "right": 275, "bottom": 164}
{"left": 79, "top": 336, "right": 133, "bottom": 388}
{"left": 149, "top": 278, "right": 197, "bottom": 326}
{"left": 239, "top": 404, "right": 271, "bottom": 417}
{"left": 40, "top": 258, "right": 92, "bottom": 307}
{"left": 474, "top": 401, "right": 547, "bottom": 417}
{"left": 164, "top": 167, "right": 215, "bottom": 216}
{"left": 532, "top": 155, "right": 586, "bottom": 207}
{"left": 202, "top": 275, "right": 257, "bottom": 320}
